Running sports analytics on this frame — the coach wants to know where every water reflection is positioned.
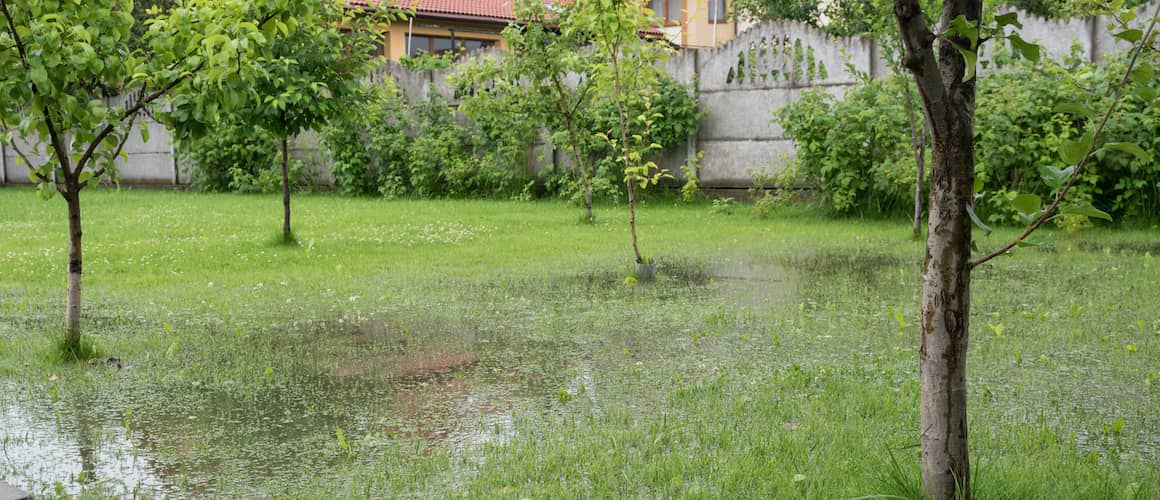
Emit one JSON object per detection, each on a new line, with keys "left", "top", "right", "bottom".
{"left": 1, "top": 397, "right": 165, "bottom": 497}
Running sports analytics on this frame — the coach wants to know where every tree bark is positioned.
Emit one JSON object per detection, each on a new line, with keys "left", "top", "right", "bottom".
{"left": 64, "top": 188, "right": 83, "bottom": 349}
{"left": 895, "top": 0, "right": 980, "bottom": 497}
{"left": 281, "top": 136, "right": 291, "bottom": 242}
{"left": 919, "top": 133, "right": 973, "bottom": 499}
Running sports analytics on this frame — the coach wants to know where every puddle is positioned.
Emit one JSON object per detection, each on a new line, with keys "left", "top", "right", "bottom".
{"left": 1077, "top": 240, "right": 1160, "bottom": 255}
{"left": 1, "top": 398, "right": 168, "bottom": 497}
{"left": 4, "top": 250, "right": 1151, "bottom": 496}
{"left": 0, "top": 324, "right": 591, "bottom": 497}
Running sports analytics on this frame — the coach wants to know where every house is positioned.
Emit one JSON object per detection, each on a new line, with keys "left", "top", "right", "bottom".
{"left": 347, "top": 0, "right": 740, "bottom": 61}
{"left": 648, "top": 0, "right": 739, "bottom": 49}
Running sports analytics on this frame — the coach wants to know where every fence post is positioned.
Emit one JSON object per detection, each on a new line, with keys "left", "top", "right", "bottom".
{"left": 172, "top": 139, "right": 179, "bottom": 186}
{"left": 0, "top": 141, "right": 7, "bottom": 185}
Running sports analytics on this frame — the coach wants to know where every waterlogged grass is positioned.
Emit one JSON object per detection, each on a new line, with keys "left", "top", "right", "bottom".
{"left": 0, "top": 187, "right": 1157, "bottom": 498}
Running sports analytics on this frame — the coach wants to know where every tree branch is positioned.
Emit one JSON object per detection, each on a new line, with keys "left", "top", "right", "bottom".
{"left": 971, "top": 11, "right": 1159, "bottom": 268}
{"left": 0, "top": 116, "right": 47, "bottom": 183}
{"left": 74, "top": 61, "right": 202, "bottom": 174}
{"left": 85, "top": 112, "right": 138, "bottom": 189}
{"left": 895, "top": 0, "right": 947, "bottom": 134}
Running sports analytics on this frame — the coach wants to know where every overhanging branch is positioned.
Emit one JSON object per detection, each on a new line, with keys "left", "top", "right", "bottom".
{"left": 970, "top": 11, "right": 1160, "bottom": 268}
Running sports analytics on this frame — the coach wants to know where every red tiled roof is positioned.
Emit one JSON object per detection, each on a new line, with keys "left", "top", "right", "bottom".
{"left": 348, "top": 0, "right": 570, "bottom": 22}
{"left": 347, "top": 0, "right": 664, "bottom": 37}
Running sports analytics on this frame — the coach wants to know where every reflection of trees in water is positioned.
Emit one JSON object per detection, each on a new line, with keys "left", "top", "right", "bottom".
{"left": 69, "top": 393, "right": 98, "bottom": 485}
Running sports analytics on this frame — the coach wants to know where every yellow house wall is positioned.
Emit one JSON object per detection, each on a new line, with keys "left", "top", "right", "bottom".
{"left": 681, "top": 0, "right": 736, "bottom": 48}
{"left": 382, "top": 18, "right": 508, "bottom": 60}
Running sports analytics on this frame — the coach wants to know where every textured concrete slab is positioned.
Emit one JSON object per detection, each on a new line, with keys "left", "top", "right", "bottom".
{"left": 0, "top": 481, "right": 32, "bottom": 500}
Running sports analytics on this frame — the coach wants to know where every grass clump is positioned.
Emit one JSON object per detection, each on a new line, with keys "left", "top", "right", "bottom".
{"left": 48, "top": 336, "right": 102, "bottom": 364}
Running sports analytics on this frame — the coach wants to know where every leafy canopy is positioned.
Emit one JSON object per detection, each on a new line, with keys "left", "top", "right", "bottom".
{"left": 0, "top": 0, "right": 317, "bottom": 196}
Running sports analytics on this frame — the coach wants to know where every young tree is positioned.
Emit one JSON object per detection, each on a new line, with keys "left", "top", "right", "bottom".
{"left": 505, "top": 0, "right": 600, "bottom": 222}
{"left": 573, "top": 0, "right": 673, "bottom": 266}
{"left": 180, "top": 0, "right": 400, "bottom": 243}
{"left": 0, "top": 0, "right": 293, "bottom": 352}
{"left": 894, "top": 0, "right": 1156, "bottom": 496}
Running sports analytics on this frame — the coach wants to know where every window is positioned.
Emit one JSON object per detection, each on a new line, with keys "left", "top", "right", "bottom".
{"left": 708, "top": 0, "right": 727, "bottom": 23}
{"left": 408, "top": 35, "right": 495, "bottom": 58}
{"left": 649, "top": 0, "right": 681, "bottom": 24}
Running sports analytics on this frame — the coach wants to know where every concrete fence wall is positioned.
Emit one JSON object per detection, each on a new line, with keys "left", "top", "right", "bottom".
{"left": 1, "top": 6, "right": 1151, "bottom": 189}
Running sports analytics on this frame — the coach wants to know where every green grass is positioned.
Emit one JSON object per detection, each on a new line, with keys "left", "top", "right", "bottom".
{"left": 0, "top": 187, "right": 1157, "bottom": 498}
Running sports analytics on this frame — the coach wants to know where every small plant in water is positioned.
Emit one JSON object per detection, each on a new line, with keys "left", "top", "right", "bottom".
{"left": 557, "top": 386, "right": 573, "bottom": 403}
{"left": 986, "top": 322, "right": 1004, "bottom": 338}
{"left": 336, "top": 426, "right": 355, "bottom": 459}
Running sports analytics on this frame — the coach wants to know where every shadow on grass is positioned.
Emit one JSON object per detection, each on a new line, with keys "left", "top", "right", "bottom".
{"left": 270, "top": 230, "right": 300, "bottom": 247}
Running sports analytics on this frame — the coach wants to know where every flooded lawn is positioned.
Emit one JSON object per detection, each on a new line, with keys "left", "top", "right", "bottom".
{"left": 1, "top": 193, "right": 1158, "bottom": 497}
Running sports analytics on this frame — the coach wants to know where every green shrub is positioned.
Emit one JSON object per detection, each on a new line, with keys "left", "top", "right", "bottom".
{"left": 776, "top": 77, "right": 915, "bottom": 215}
{"left": 183, "top": 121, "right": 279, "bottom": 193}
{"left": 323, "top": 86, "right": 530, "bottom": 199}
{"left": 975, "top": 51, "right": 1160, "bottom": 223}
{"left": 777, "top": 50, "right": 1160, "bottom": 221}
{"left": 323, "top": 96, "right": 403, "bottom": 196}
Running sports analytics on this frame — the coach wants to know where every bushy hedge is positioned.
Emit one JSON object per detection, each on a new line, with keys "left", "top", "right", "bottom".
{"left": 183, "top": 121, "right": 312, "bottom": 193}
{"left": 777, "top": 51, "right": 1160, "bottom": 221}
{"left": 321, "top": 88, "right": 531, "bottom": 199}
{"left": 322, "top": 74, "right": 703, "bottom": 201}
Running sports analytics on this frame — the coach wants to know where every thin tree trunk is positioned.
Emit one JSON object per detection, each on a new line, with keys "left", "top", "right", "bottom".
{"left": 904, "top": 79, "right": 927, "bottom": 238}
{"left": 565, "top": 118, "right": 594, "bottom": 223}
{"left": 64, "top": 188, "right": 83, "bottom": 348}
{"left": 626, "top": 180, "right": 642, "bottom": 263}
{"left": 895, "top": 0, "right": 980, "bottom": 496}
{"left": 553, "top": 75, "right": 594, "bottom": 223}
{"left": 281, "top": 137, "right": 291, "bottom": 242}
{"left": 920, "top": 137, "right": 973, "bottom": 498}
{"left": 609, "top": 50, "right": 644, "bottom": 264}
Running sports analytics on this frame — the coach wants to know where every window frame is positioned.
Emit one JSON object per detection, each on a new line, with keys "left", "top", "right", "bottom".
{"left": 408, "top": 34, "right": 495, "bottom": 59}
{"left": 649, "top": 0, "right": 682, "bottom": 26}
{"left": 708, "top": 0, "right": 727, "bottom": 24}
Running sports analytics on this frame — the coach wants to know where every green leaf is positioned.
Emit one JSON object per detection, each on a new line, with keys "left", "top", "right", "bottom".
{"left": 1134, "top": 86, "right": 1157, "bottom": 101}
{"left": 1115, "top": 29, "right": 1143, "bottom": 43}
{"left": 1061, "top": 202, "right": 1113, "bottom": 222}
{"left": 1102, "top": 142, "right": 1152, "bottom": 162}
{"left": 1011, "top": 193, "right": 1042, "bottom": 216}
{"left": 994, "top": 12, "right": 1022, "bottom": 30}
{"left": 966, "top": 205, "right": 992, "bottom": 236}
{"left": 35, "top": 182, "right": 56, "bottom": 200}
{"left": 1054, "top": 102, "right": 1093, "bottom": 117}
{"left": 1015, "top": 239, "right": 1041, "bottom": 247}
{"left": 1038, "top": 165, "right": 1074, "bottom": 191}
{"left": 956, "top": 46, "right": 978, "bottom": 81}
{"left": 947, "top": 15, "right": 979, "bottom": 47}
{"left": 1059, "top": 133, "right": 1093, "bottom": 165}
{"left": 1008, "top": 34, "right": 1040, "bottom": 62}
{"left": 973, "top": 177, "right": 984, "bottom": 194}
{"left": 29, "top": 67, "right": 49, "bottom": 89}
{"left": 1129, "top": 63, "right": 1153, "bottom": 85}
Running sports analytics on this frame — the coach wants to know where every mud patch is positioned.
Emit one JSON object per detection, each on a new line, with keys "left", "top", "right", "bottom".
{"left": 335, "top": 348, "right": 476, "bottom": 379}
